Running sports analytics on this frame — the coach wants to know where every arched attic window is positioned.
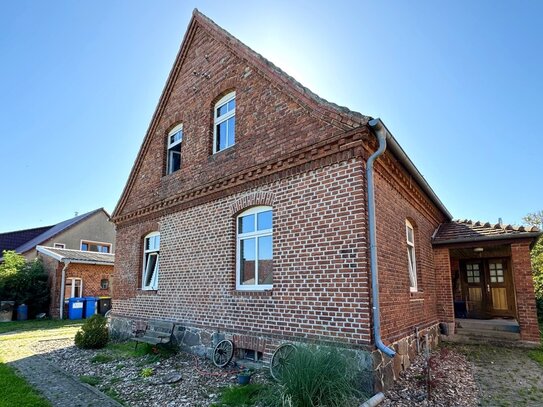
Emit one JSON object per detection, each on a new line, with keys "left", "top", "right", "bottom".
{"left": 167, "top": 123, "right": 183, "bottom": 174}
{"left": 213, "top": 91, "right": 236, "bottom": 153}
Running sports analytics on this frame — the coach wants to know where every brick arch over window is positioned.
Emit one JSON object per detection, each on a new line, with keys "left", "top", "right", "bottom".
{"left": 230, "top": 191, "right": 275, "bottom": 216}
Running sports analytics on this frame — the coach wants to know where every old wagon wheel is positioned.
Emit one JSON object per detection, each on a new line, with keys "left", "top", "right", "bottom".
{"left": 270, "top": 343, "right": 297, "bottom": 381}
{"left": 212, "top": 339, "right": 234, "bottom": 368}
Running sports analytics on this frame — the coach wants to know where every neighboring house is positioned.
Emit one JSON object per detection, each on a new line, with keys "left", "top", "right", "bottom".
{"left": 0, "top": 208, "right": 115, "bottom": 261}
{"left": 109, "top": 10, "right": 541, "bottom": 392}
{"left": 0, "top": 208, "right": 116, "bottom": 319}
{"left": 36, "top": 246, "right": 114, "bottom": 319}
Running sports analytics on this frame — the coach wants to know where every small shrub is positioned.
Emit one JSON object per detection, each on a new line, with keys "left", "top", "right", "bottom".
{"left": 272, "top": 345, "right": 362, "bottom": 407}
{"left": 74, "top": 315, "right": 109, "bottom": 349}
{"left": 91, "top": 353, "right": 115, "bottom": 364}
{"left": 214, "top": 384, "right": 266, "bottom": 406}
{"left": 79, "top": 375, "right": 101, "bottom": 386}
{"left": 140, "top": 367, "right": 154, "bottom": 378}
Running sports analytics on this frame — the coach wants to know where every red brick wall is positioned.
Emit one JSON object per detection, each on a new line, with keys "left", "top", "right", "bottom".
{"left": 373, "top": 151, "right": 448, "bottom": 344}
{"left": 113, "top": 159, "right": 371, "bottom": 346}
{"left": 117, "top": 24, "right": 351, "bottom": 219}
{"left": 511, "top": 241, "right": 540, "bottom": 343}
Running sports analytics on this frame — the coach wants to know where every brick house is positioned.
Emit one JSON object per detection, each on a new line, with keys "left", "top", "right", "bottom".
{"left": 109, "top": 10, "right": 541, "bottom": 391}
{"left": 0, "top": 208, "right": 116, "bottom": 319}
{"left": 36, "top": 246, "right": 114, "bottom": 319}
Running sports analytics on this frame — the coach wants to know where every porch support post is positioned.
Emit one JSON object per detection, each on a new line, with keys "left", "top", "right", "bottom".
{"left": 511, "top": 242, "right": 540, "bottom": 343}
{"left": 434, "top": 247, "right": 455, "bottom": 333}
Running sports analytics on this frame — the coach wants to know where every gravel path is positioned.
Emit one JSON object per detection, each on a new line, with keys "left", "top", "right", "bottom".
{"left": 0, "top": 325, "right": 122, "bottom": 407}
{"left": 454, "top": 343, "right": 543, "bottom": 407}
{"left": 12, "top": 356, "right": 122, "bottom": 407}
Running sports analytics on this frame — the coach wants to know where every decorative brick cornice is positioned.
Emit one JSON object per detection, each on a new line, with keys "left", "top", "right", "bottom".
{"left": 113, "top": 127, "right": 369, "bottom": 228}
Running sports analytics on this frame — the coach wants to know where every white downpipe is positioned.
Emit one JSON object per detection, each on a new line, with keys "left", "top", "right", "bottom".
{"left": 59, "top": 261, "right": 70, "bottom": 319}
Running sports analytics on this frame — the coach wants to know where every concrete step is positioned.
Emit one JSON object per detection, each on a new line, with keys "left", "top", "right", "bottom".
{"left": 456, "top": 319, "right": 520, "bottom": 333}
{"left": 455, "top": 327, "right": 521, "bottom": 341}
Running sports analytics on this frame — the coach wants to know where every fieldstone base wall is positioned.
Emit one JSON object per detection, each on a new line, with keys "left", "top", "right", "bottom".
{"left": 109, "top": 315, "right": 375, "bottom": 394}
{"left": 372, "top": 323, "right": 440, "bottom": 392}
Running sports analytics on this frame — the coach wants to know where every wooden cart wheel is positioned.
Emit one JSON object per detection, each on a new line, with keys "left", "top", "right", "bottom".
{"left": 270, "top": 343, "right": 297, "bottom": 381}
{"left": 212, "top": 339, "right": 234, "bottom": 368}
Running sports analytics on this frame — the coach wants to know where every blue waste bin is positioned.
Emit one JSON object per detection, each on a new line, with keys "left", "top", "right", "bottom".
{"left": 68, "top": 297, "right": 84, "bottom": 320}
{"left": 83, "top": 297, "right": 97, "bottom": 318}
{"left": 16, "top": 304, "right": 28, "bottom": 321}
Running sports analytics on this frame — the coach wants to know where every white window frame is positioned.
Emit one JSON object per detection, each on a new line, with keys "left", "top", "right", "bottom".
{"left": 406, "top": 219, "right": 417, "bottom": 292}
{"left": 54, "top": 243, "right": 65, "bottom": 249}
{"left": 167, "top": 123, "right": 183, "bottom": 174}
{"left": 80, "top": 239, "right": 112, "bottom": 253}
{"left": 142, "top": 232, "right": 160, "bottom": 291}
{"left": 65, "top": 277, "right": 83, "bottom": 299}
{"left": 213, "top": 92, "right": 236, "bottom": 153}
{"left": 236, "top": 206, "right": 273, "bottom": 291}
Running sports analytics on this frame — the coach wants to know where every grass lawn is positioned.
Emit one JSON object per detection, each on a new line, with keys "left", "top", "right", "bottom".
{"left": 0, "top": 361, "right": 50, "bottom": 407}
{"left": 0, "top": 318, "right": 82, "bottom": 335}
{"left": 527, "top": 321, "right": 543, "bottom": 368}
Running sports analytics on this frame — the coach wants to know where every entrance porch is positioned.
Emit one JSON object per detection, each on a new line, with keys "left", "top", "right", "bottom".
{"left": 432, "top": 220, "right": 541, "bottom": 345}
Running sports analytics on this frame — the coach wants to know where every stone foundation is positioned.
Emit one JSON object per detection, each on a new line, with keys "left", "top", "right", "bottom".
{"left": 109, "top": 314, "right": 375, "bottom": 393}
{"left": 372, "top": 323, "right": 441, "bottom": 391}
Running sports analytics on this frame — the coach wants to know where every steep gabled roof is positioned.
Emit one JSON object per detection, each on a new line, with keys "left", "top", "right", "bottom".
{"left": 0, "top": 225, "right": 53, "bottom": 254}
{"left": 36, "top": 246, "right": 114, "bottom": 265}
{"left": 112, "top": 9, "right": 371, "bottom": 219}
{"left": 1, "top": 208, "right": 109, "bottom": 257}
{"left": 433, "top": 219, "right": 541, "bottom": 245}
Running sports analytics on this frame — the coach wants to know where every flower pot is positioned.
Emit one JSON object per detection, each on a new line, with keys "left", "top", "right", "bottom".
{"left": 237, "top": 374, "right": 251, "bottom": 385}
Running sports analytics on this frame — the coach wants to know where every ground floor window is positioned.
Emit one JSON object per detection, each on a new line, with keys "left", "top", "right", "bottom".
{"left": 65, "top": 277, "right": 83, "bottom": 298}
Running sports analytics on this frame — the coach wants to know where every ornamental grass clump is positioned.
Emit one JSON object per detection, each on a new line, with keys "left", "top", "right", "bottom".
{"left": 274, "top": 345, "right": 362, "bottom": 407}
{"left": 74, "top": 315, "right": 109, "bottom": 349}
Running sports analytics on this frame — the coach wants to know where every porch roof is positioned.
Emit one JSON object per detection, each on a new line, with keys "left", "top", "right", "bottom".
{"left": 432, "top": 219, "right": 541, "bottom": 245}
{"left": 36, "top": 246, "right": 115, "bottom": 265}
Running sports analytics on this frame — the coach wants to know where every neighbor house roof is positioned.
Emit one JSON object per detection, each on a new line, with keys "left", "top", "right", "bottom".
{"left": 36, "top": 246, "right": 115, "bottom": 265}
{"left": 433, "top": 219, "right": 541, "bottom": 245}
{"left": 0, "top": 225, "right": 53, "bottom": 254}
{"left": 112, "top": 9, "right": 450, "bottom": 222}
{"left": 0, "top": 208, "right": 109, "bottom": 257}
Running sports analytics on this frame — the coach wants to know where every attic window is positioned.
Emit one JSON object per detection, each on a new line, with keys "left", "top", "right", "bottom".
{"left": 81, "top": 240, "right": 111, "bottom": 253}
{"left": 213, "top": 92, "right": 236, "bottom": 153}
{"left": 167, "top": 123, "right": 183, "bottom": 174}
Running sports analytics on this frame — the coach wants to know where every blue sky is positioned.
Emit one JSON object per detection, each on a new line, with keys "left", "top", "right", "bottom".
{"left": 1, "top": 1, "right": 542, "bottom": 232}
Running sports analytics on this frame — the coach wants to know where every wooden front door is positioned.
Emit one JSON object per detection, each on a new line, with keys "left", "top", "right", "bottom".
{"left": 461, "top": 258, "right": 515, "bottom": 318}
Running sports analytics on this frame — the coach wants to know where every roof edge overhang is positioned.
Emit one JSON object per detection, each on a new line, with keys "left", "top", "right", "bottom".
{"left": 36, "top": 246, "right": 115, "bottom": 266}
{"left": 368, "top": 118, "right": 452, "bottom": 220}
{"left": 432, "top": 231, "right": 542, "bottom": 247}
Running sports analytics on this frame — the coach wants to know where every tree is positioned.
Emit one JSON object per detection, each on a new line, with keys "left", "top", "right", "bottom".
{"left": 0, "top": 251, "right": 49, "bottom": 318}
{"left": 522, "top": 212, "right": 543, "bottom": 321}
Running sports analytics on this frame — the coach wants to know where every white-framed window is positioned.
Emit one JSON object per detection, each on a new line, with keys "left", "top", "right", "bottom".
{"left": 213, "top": 92, "right": 236, "bottom": 153}
{"left": 167, "top": 123, "right": 183, "bottom": 174}
{"left": 81, "top": 240, "right": 111, "bottom": 253}
{"left": 142, "top": 232, "right": 160, "bottom": 290}
{"left": 64, "top": 277, "right": 83, "bottom": 299}
{"left": 54, "top": 243, "right": 65, "bottom": 249}
{"left": 406, "top": 219, "right": 417, "bottom": 292}
{"left": 236, "top": 206, "right": 273, "bottom": 291}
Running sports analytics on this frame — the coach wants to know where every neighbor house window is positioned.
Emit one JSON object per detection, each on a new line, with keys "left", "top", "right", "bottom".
{"left": 237, "top": 206, "right": 273, "bottom": 290}
{"left": 100, "top": 279, "right": 109, "bottom": 290}
{"left": 167, "top": 123, "right": 183, "bottom": 174}
{"left": 54, "top": 243, "right": 65, "bottom": 249}
{"left": 213, "top": 92, "right": 235, "bottom": 153}
{"left": 81, "top": 240, "right": 111, "bottom": 253}
{"left": 65, "top": 278, "right": 83, "bottom": 299}
{"left": 406, "top": 219, "right": 417, "bottom": 292}
{"left": 142, "top": 232, "right": 160, "bottom": 290}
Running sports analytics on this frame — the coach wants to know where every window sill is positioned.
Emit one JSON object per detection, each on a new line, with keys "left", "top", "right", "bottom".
{"left": 410, "top": 291, "right": 424, "bottom": 301}
{"left": 137, "top": 289, "right": 158, "bottom": 296}
{"left": 231, "top": 290, "right": 273, "bottom": 297}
